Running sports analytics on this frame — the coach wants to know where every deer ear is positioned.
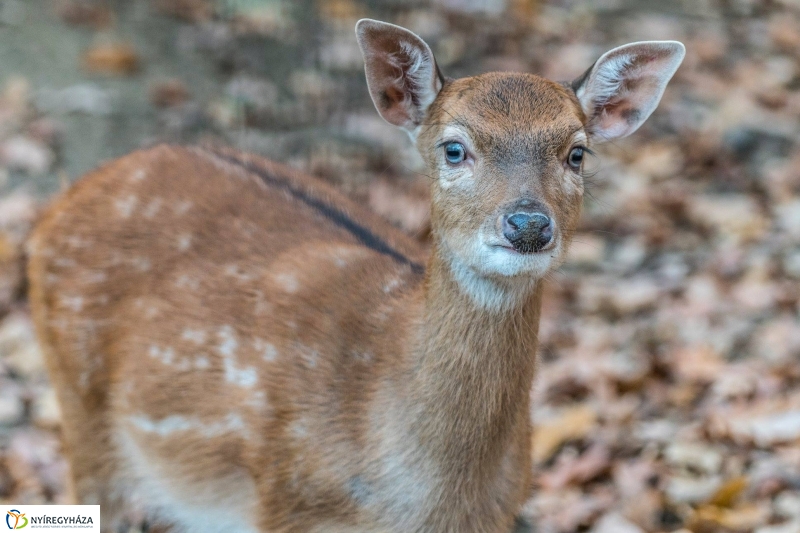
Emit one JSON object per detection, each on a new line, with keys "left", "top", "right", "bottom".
{"left": 572, "top": 41, "right": 685, "bottom": 142}
{"left": 356, "top": 19, "right": 444, "bottom": 135}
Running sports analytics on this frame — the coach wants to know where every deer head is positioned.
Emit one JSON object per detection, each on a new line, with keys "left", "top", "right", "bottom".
{"left": 357, "top": 19, "right": 684, "bottom": 309}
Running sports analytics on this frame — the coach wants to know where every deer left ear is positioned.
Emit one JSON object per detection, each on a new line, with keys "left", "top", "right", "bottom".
{"left": 572, "top": 41, "right": 685, "bottom": 142}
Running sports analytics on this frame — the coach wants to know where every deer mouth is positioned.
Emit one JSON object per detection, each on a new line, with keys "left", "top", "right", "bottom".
{"left": 494, "top": 243, "right": 557, "bottom": 256}
{"left": 506, "top": 236, "right": 552, "bottom": 254}
{"left": 495, "top": 232, "right": 558, "bottom": 255}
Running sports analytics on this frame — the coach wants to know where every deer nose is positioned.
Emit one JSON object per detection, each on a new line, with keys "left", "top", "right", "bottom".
{"left": 502, "top": 213, "right": 553, "bottom": 254}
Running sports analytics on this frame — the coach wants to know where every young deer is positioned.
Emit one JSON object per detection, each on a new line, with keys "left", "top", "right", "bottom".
{"left": 28, "top": 19, "right": 684, "bottom": 533}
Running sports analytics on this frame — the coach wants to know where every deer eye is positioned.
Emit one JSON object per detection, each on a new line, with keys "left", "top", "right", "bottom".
{"left": 444, "top": 142, "right": 466, "bottom": 165}
{"left": 567, "top": 146, "right": 584, "bottom": 170}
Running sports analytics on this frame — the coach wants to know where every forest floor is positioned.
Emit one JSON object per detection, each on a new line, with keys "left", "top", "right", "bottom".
{"left": 1, "top": 1, "right": 800, "bottom": 532}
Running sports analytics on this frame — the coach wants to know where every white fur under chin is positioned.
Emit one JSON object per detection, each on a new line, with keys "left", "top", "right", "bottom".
{"left": 446, "top": 243, "right": 554, "bottom": 312}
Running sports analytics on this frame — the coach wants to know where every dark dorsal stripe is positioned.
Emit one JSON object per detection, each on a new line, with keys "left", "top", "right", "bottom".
{"left": 207, "top": 150, "right": 426, "bottom": 275}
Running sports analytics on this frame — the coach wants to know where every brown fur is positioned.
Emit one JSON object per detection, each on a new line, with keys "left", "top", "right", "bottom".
{"left": 26, "top": 26, "right": 680, "bottom": 530}
{"left": 26, "top": 79, "right": 584, "bottom": 533}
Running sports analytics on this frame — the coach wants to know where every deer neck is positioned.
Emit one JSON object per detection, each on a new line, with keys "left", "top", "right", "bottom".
{"left": 401, "top": 240, "right": 543, "bottom": 469}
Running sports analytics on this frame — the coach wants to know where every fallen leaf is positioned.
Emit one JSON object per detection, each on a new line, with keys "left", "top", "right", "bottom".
{"left": 533, "top": 404, "right": 598, "bottom": 464}
{"left": 82, "top": 43, "right": 140, "bottom": 75}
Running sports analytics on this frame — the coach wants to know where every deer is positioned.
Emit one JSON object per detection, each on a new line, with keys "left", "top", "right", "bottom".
{"left": 27, "top": 18, "right": 684, "bottom": 533}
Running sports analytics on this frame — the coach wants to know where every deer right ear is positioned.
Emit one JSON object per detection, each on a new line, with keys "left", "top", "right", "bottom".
{"left": 356, "top": 19, "right": 444, "bottom": 135}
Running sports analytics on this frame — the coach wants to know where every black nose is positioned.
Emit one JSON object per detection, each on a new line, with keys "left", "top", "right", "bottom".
{"left": 502, "top": 213, "right": 553, "bottom": 253}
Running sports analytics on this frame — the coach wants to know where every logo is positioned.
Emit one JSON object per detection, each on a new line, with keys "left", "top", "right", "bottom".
{"left": 3, "top": 505, "right": 98, "bottom": 531}
{"left": 5, "top": 510, "right": 27, "bottom": 530}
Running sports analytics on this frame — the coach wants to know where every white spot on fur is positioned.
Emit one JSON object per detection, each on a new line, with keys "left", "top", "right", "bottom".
{"left": 130, "top": 414, "right": 190, "bottom": 436}
{"left": 182, "top": 328, "right": 206, "bottom": 345}
{"left": 253, "top": 338, "right": 277, "bottom": 362}
{"left": 217, "top": 326, "right": 238, "bottom": 357}
{"left": 274, "top": 273, "right": 299, "bottom": 293}
{"left": 353, "top": 350, "right": 373, "bottom": 363}
{"left": 224, "top": 360, "right": 257, "bottom": 387}
{"left": 247, "top": 391, "right": 268, "bottom": 411}
{"left": 331, "top": 247, "right": 355, "bottom": 268}
{"left": 62, "top": 296, "right": 83, "bottom": 312}
{"left": 175, "top": 274, "right": 200, "bottom": 291}
{"left": 177, "top": 234, "right": 192, "bottom": 251}
{"left": 86, "top": 271, "right": 107, "bottom": 283}
{"left": 142, "top": 197, "right": 163, "bottom": 219}
{"left": 129, "top": 412, "right": 248, "bottom": 439}
{"left": 115, "top": 195, "right": 138, "bottom": 218}
{"left": 291, "top": 418, "right": 309, "bottom": 439}
{"left": 263, "top": 343, "right": 277, "bottom": 362}
{"left": 54, "top": 257, "right": 76, "bottom": 268}
{"left": 131, "top": 169, "right": 146, "bottom": 181}
{"left": 148, "top": 345, "right": 175, "bottom": 366}
{"left": 217, "top": 326, "right": 257, "bottom": 388}
{"left": 65, "top": 235, "right": 88, "bottom": 248}
{"left": 225, "top": 264, "right": 252, "bottom": 282}
{"left": 132, "top": 257, "right": 151, "bottom": 272}
{"left": 194, "top": 355, "right": 210, "bottom": 369}
{"left": 383, "top": 277, "right": 402, "bottom": 293}
{"left": 174, "top": 200, "right": 193, "bottom": 215}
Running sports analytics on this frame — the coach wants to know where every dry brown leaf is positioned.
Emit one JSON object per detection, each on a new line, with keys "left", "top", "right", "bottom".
{"left": 152, "top": 0, "right": 213, "bottom": 21}
{"left": 709, "top": 477, "right": 749, "bottom": 508}
{"left": 540, "top": 444, "right": 611, "bottom": 489}
{"left": 56, "top": 1, "right": 113, "bottom": 28}
{"left": 82, "top": 43, "right": 140, "bottom": 76}
{"left": 689, "top": 503, "right": 770, "bottom": 532}
{"left": 672, "top": 345, "right": 725, "bottom": 384}
{"left": 533, "top": 405, "right": 597, "bottom": 464}
{"left": 149, "top": 79, "right": 191, "bottom": 108}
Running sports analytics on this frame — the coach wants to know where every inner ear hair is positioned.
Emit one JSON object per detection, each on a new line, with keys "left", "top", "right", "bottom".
{"left": 572, "top": 41, "right": 685, "bottom": 141}
{"left": 356, "top": 19, "right": 444, "bottom": 133}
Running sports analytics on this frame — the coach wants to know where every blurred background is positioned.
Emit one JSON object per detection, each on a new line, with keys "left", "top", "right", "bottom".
{"left": 0, "top": 0, "right": 799, "bottom": 531}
